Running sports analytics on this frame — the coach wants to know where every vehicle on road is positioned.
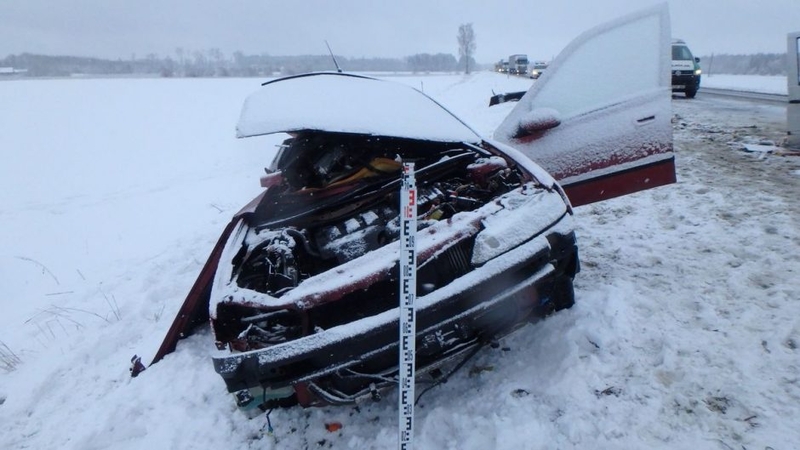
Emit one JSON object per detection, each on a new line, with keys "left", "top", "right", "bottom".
{"left": 508, "top": 54, "right": 529, "bottom": 75}
{"left": 530, "top": 61, "right": 548, "bottom": 79}
{"left": 494, "top": 59, "right": 509, "bottom": 73}
{"left": 672, "top": 39, "right": 701, "bottom": 98}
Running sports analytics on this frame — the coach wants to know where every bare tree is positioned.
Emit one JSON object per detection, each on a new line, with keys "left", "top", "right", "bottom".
{"left": 457, "top": 23, "right": 476, "bottom": 74}
{"left": 175, "top": 47, "right": 185, "bottom": 75}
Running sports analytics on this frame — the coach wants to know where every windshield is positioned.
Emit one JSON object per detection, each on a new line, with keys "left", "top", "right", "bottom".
{"left": 672, "top": 45, "right": 694, "bottom": 61}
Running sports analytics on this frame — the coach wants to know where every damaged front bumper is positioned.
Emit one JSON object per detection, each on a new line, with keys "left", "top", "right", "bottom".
{"left": 212, "top": 219, "right": 577, "bottom": 410}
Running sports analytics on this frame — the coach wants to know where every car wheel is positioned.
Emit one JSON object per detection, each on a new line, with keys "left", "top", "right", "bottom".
{"left": 685, "top": 87, "right": 697, "bottom": 99}
{"left": 533, "top": 276, "right": 575, "bottom": 318}
{"left": 552, "top": 276, "right": 575, "bottom": 311}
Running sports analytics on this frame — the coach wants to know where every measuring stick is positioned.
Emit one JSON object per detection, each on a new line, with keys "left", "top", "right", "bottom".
{"left": 398, "top": 162, "right": 417, "bottom": 450}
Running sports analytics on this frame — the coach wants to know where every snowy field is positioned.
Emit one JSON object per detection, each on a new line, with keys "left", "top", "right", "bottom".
{"left": 1, "top": 73, "right": 799, "bottom": 449}
{"left": 702, "top": 74, "right": 787, "bottom": 95}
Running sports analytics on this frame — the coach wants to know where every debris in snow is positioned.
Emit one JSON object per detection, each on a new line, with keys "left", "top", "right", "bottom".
{"left": 129, "top": 354, "right": 146, "bottom": 377}
{"left": 324, "top": 422, "right": 343, "bottom": 432}
{"left": 704, "top": 396, "right": 731, "bottom": 414}
{"left": 740, "top": 143, "right": 778, "bottom": 154}
{"left": 468, "top": 365, "right": 494, "bottom": 376}
{"left": 594, "top": 386, "right": 622, "bottom": 398}
{"left": 511, "top": 389, "right": 530, "bottom": 398}
{"left": 724, "top": 135, "right": 800, "bottom": 157}
{"left": 742, "top": 415, "right": 759, "bottom": 428}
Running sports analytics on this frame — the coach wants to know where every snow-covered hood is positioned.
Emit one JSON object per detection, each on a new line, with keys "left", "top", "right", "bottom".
{"left": 236, "top": 72, "right": 482, "bottom": 143}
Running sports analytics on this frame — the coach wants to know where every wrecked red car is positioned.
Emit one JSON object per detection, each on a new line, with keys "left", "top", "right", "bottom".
{"left": 212, "top": 72, "right": 580, "bottom": 410}
{"left": 150, "top": 5, "right": 674, "bottom": 413}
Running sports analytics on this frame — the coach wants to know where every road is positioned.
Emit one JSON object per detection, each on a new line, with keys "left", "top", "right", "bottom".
{"left": 696, "top": 87, "right": 788, "bottom": 105}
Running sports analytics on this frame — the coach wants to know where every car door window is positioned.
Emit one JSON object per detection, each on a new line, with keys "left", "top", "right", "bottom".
{"left": 494, "top": 4, "right": 674, "bottom": 207}
{"left": 527, "top": 13, "right": 664, "bottom": 119}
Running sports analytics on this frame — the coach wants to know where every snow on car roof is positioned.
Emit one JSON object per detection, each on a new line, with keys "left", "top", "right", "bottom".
{"left": 236, "top": 72, "right": 482, "bottom": 143}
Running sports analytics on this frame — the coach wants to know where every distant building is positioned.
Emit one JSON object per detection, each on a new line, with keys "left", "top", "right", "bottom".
{"left": 0, "top": 67, "right": 27, "bottom": 76}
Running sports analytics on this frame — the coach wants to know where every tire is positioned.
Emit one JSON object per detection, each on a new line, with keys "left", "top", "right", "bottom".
{"left": 552, "top": 276, "right": 575, "bottom": 311}
{"left": 533, "top": 276, "right": 575, "bottom": 318}
{"left": 686, "top": 80, "right": 700, "bottom": 98}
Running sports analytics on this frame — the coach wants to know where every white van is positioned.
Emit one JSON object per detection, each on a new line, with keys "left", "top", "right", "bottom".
{"left": 530, "top": 61, "right": 548, "bottom": 79}
{"left": 672, "top": 39, "right": 701, "bottom": 98}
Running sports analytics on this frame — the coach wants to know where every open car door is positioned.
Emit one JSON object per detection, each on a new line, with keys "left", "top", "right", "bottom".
{"left": 493, "top": 4, "right": 674, "bottom": 207}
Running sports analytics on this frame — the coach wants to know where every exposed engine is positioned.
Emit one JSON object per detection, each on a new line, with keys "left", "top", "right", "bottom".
{"left": 208, "top": 132, "right": 540, "bottom": 358}
{"left": 230, "top": 133, "right": 526, "bottom": 299}
{"left": 156, "top": 71, "right": 583, "bottom": 411}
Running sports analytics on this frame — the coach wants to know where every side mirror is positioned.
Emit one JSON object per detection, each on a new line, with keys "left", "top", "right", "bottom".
{"left": 695, "top": 57, "right": 700, "bottom": 63}
{"left": 489, "top": 90, "right": 526, "bottom": 106}
{"left": 515, "top": 108, "right": 561, "bottom": 139}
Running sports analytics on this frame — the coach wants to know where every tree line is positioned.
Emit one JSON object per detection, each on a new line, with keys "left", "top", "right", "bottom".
{"left": 0, "top": 50, "right": 480, "bottom": 78}
{"left": 699, "top": 53, "right": 788, "bottom": 76}
{"left": 2, "top": 47, "right": 787, "bottom": 78}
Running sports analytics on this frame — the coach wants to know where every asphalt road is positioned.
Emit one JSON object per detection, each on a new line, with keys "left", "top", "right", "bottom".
{"left": 696, "top": 87, "right": 788, "bottom": 105}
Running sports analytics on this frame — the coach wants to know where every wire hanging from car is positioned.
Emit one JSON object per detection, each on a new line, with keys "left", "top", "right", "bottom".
{"left": 414, "top": 342, "right": 485, "bottom": 406}
{"left": 264, "top": 408, "right": 274, "bottom": 435}
{"left": 261, "top": 386, "right": 275, "bottom": 436}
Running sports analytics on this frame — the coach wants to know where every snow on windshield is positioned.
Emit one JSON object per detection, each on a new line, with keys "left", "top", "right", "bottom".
{"left": 496, "top": 3, "right": 669, "bottom": 126}
{"left": 493, "top": 4, "right": 672, "bottom": 184}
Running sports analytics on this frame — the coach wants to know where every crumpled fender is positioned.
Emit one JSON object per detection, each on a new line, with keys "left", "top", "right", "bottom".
{"left": 150, "top": 193, "right": 265, "bottom": 366}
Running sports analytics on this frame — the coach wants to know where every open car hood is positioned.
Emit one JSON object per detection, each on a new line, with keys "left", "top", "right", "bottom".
{"left": 236, "top": 72, "right": 482, "bottom": 143}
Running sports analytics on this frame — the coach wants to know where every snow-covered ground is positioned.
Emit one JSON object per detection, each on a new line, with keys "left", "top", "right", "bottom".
{"left": 1, "top": 73, "right": 799, "bottom": 449}
{"left": 702, "top": 74, "right": 787, "bottom": 95}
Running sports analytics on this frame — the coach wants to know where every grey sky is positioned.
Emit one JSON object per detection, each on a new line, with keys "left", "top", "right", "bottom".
{"left": 1, "top": 0, "right": 797, "bottom": 62}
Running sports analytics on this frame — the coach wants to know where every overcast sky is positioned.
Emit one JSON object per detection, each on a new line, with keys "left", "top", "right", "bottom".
{"left": 2, "top": 0, "right": 798, "bottom": 62}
